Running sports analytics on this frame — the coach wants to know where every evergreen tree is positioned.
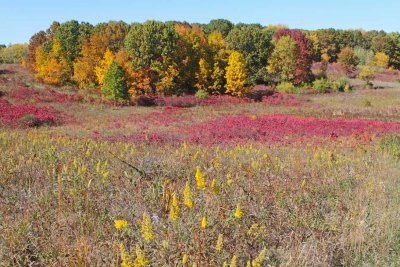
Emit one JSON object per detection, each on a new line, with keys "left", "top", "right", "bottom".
{"left": 102, "top": 60, "right": 129, "bottom": 101}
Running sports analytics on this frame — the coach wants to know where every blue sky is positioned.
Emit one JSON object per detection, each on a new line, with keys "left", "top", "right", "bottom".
{"left": 1, "top": 0, "right": 399, "bottom": 44}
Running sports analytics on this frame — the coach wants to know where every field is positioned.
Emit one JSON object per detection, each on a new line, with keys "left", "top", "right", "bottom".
{"left": 1, "top": 64, "right": 400, "bottom": 266}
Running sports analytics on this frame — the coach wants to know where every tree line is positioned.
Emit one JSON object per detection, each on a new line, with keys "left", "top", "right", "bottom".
{"left": 24, "top": 19, "right": 400, "bottom": 99}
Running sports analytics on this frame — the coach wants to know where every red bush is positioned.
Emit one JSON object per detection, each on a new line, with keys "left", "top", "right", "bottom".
{"left": 0, "top": 101, "right": 64, "bottom": 127}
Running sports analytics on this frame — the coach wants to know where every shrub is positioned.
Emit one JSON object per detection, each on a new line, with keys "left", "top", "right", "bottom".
{"left": 133, "top": 95, "right": 157, "bottom": 106}
{"left": 380, "top": 134, "right": 400, "bottom": 160}
{"left": 358, "top": 67, "right": 375, "bottom": 88}
{"left": 276, "top": 82, "right": 297, "bottom": 93}
{"left": 312, "top": 78, "right": 331, "bottom": 93}
{"left": 361, "top": 99, "right": 372, "bottom": 107}
{"left": 338, "top": 47, "right": 360, "bottom": 75}
{"left": 332, "top": 77, "right": 352, "bottom": 92}
{"left": 195, "top": 89, "right": 210, "bottom": 99}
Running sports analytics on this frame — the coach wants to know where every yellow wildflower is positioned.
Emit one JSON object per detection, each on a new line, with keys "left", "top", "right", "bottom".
{"left": 211, "top": 179, "right": 220, "bottom": 195}
{"left": 114, "top": 220, "right": 128, "bottom": 230}
{"left": 169, "top": 193, "right": 180, "bottom": 222}
{"left": 140, "top": 212, "right": 155, "bottom": 241}
{"left": 120, "top": 244, "right": 134, "bottom": 267}
{"left": 195, "top": 166, "right": 207, "bottom": 190}
{"left": 183, "top": 181, "right": 193, "bottom": 209}
{"left": 234, "top": 203, "right": 243, "bottom": 219}
{"left": 301, "top": 179, "right": 306, "bottom": 189}
{"left": 252, "top": 248, "right": 267, "bottom": 267}
{"left": 135, "top": 244, "right": 149, "bottom": 266}
{"left": 201, "top": 216, "right": 208, "bottom": 229}
{"left": 215, "top": 233, "right": 223, "bottom": 252}
{"left": 230, "top": 255, "right": 237, "bottom": 267}
{"left": 192, "top": 263, "right": 197, "bottom": 267}
{"left": 182, "top": 254, "right": 188, "bottom": 264}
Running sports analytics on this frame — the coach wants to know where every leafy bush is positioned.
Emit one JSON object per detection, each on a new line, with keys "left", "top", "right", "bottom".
{"left": 133, "top": 95, "right": 157, "bottom": 106}
{"left": 332, "top": 77, "right": 352, "bottom": 92}
{"left": 276, "top": 82, "right": 297, "bottom": 93}
{"left": 380, "top": 134, "right": 400, "bottom": 160}
{"left": 312, "top": 78, "right": 331, "bottom": 93}
{"left": 195, "top": 89, "right": 210, "bottom": 99}
{"left": 358, "top": 67, "right": 375, "bottom": 88}
{"left": 361, "top": 99, "right": 372, "bottom": 107}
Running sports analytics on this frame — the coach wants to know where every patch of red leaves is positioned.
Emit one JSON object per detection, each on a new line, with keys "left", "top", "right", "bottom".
{"left": 6, "top": 87, "right": 99, "bottom": 104}
{"left": 0, "top": 99, "right": 64, "bottom": 127}
{"left": 155, "top": 95, "right": 250, "bottom": 107}
{"left": 262, "top": 93, "right": 302, "bottom": 106}
{"left": 102, "top": 114, "right": 400, "bottom": 145}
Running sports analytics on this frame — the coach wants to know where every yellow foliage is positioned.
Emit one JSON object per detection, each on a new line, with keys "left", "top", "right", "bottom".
{"left": 95, "top": 48, "right": 114, "bottom": 86}
{"left": 373, "top": 52, "right": 389, "bottom": 69}
{"left": 225, "top": 51, "right": 248, "bottom": 96}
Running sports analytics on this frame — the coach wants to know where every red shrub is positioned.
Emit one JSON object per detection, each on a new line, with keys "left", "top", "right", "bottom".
{"left": 0, "top": 101, "right": 64, "bottom": 127}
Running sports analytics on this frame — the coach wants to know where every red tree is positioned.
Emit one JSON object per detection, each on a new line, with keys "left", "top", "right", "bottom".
{"left": 274, "top": 29, "right": 313, "bottom": 84}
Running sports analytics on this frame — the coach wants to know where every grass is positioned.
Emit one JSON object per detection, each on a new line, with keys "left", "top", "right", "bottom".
{"left": 1, "top": 64, "right": 400, "bottom": 266}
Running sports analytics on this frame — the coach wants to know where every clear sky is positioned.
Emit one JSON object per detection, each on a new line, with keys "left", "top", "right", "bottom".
{"left": 1, "top": 0, "right": 399, "bottom": 44}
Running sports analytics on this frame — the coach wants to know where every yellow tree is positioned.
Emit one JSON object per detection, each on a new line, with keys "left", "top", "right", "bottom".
{"left": 95, "top": 48, "right": 114, "bottom": 87}
{"left": 225, "top": 51, "right": 248, "bottom": 96}
{"left": 207, "top": 31, "right": 230, "bottom": 94}
{"left": 73, "top": 32, "right": 110, "bottom": 89}
{"left": 195, "top": 58, "right": 212, "bottom": 91}
{"left": 34, "top": 45, "right": 48, "bottom": 81}
{"left": 373, "top": 52, "right": 389, "bottom": 69}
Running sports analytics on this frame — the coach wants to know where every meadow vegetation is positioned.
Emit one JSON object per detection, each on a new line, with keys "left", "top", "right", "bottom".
{"left": 1, "top": 18, "right": 400, "bottom": 266}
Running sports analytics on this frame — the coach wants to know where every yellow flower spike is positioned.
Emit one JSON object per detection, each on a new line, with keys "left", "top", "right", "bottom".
{"left": 263, "top": 153, "right": 268, "bottom": 160}
{"left": 140, "top": 212, "right": 156, "bottom": 241}
{"left": 120, "top": 243, "right": 134, "bottom": 267}
{"left": 234, "top": 203, "right": 243, "bottom": 219}
{"left": 215, "top": 233, "right": 223, "bottom": 252}
{"left": 114, "top": 220, "right": 128, "bottom": 230}
{"left": 96, "top": 160, "right": 101, "bottom": 173}
{"left": 182, "top": 254, "right": 188, "bottom": 264}
{"left": 135, "top": 244, "right": 149, "bottom": 266}
{"left": 211, "top": 179, "right": 220, "bottom": 195}
{"left": 162, "top": 240, "right": 169, "bottom": 249}
{"left": 192, "top": 263, "right": 197, "bottom": 267}
{"left": 183, "top": 182, "right": 194, "bottom": 209}
{"left": 246, "top": 261, "right": 251, "bottom": 267}
{"left": 301, "top": 179, "right": 306, "bottom": 189}
{"left": 195, "top": 166, "right": 207, "bottom": 190}
{"left": 222, "top": 262, "right": 227, "bottom": 267}
{"left": 169, "top": 193, "right": 180, "bottom": 222}
{"left": 227, "top": 178, "right": 233, "bottom": 187}
{"left": 230, "top": 255, "right": 237, "bottom": 267}
{"left": 201, "top": 216, "right": 208, "bottom": 229}
{"left": 252, "top": 248, "right": 267, "bottom": 267}
{"left": 182, "top": 142, "right": 187, "bottom": 151}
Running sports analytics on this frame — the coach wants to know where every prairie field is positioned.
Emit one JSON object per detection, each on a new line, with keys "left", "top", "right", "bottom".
{"left": 1, "top": 64, "right": 400, "bottom": 266}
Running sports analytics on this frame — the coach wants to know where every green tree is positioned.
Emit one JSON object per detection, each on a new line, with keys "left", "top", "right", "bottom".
{"left": 0, "top": 44, "right": 28, "bottom": 64}
{"left": 268, "top": 35, "right": 298, "bottom": 82}
{"left": 202, "top": 19, "right": 233, "bottom": 37}
{"left": 124, "top": 21, "right": 179, "bottom": 93}
{"left": 102, "top": 60, "right": 129, "bottom": 101}
{"left": 226, "top": 24, "right": 272, "bottom": 84}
